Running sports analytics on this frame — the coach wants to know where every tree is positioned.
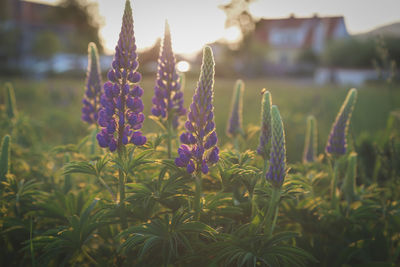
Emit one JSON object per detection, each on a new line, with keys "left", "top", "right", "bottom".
{"left": 219, "top": 0, "right": 257, "bottom": 40}
{"left": 51, "top": 0, "right": 103, "bottom": 54}
{"left": 32, "top": 31, "right": 61, "bottom": 60}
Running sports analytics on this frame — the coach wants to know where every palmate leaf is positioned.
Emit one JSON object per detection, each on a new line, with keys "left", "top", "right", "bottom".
{"left": 202, "top": 192, "right": 243, "bottom": 227}
{"left": 63, "top": 156, "right": 109, "bottom": 177}
{"left": 37, "top": 190, "right": 97, "bottom": 223}
{"left": 217, "top": 150, "right": 259, "bottom": 198}
{"left": 126, "top": 171, "right": 191, "bottom": 219}
{"left": 118, "top": 212, "right": 217, "bottom": 266}
{"left": 148, "top": 115, "right": 167, "bottom": 131}
{"left": 112, "top": 146, "right": 155, "bottom": 177}
{"left": 2, "top": 176, "right": 44, "bottom": 217}
{"left": 51, "top": 144, "right": 80, "bottom": 154}
{"left": 29, "top": 198, "right": 105, "bottom": 266}
{"left": 141, "top": 132, "right": 164, "bottom": 151}
{"left": 62, "top": 156, "right": 115, "bottom": 198}
{"left": 51, "top": 133, "right": 92, "bottom": 154}
{"left": 208, "top": 229, "right": 317, "bottom": 267}
{"left": 160, "top": 159, "right": 189, "bottom": 176}
{"left": 281, "top": 174, "right": 312, "bottom": 200}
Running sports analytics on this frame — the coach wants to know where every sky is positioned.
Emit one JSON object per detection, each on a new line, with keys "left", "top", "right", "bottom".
{"left": 28, "top": 0, "right": 400, "bottom": 55}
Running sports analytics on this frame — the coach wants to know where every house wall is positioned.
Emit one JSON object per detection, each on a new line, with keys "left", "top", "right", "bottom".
{"left": 267, "top": 47, "right": 301, "bottom": 66}
{"left": 269, "top": 27, "right": 304, "bottom": 48}
{"left": 253, "top": 16, "right": 350, "bottom": 74}
{"left": 312, "top": 22, "right": 326, "bottom": 53}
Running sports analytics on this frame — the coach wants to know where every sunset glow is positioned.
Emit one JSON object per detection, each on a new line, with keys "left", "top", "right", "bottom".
{"left": 177, "top": 61, "right": 190, "bottom": 72}
{"left": 27, "top": 0, "right": 400, "bottom": 56}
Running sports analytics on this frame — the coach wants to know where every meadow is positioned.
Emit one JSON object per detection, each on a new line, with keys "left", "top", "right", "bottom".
{"left": 1, "top": 72, "right": 399, "bottom": 266}
{"left": 1, "top": 1, "right": 400, "bottom": 266}
{"left": 2, "top": 76, "right": 398, "bottom": 162}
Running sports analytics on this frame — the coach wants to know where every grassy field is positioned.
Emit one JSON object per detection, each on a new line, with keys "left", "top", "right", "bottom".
{"left": 1, "top": 74, "right": 400, "bottom": 266}
{"left": 2, "top": 75, "right": 400, "bottom": 162}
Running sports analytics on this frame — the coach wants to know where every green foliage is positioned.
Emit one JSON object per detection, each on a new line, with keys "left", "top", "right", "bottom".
{"left": 298, "top": 49, "right": 319, "bottom": 65}
{"left": 0, "top": 14, "right": 399, "bottom": 266}
{"left": 373, "top": 36, "right": 397, "bottom": 84}
{"left": 323, "top": 36, "right": 400, "bottom": 69}
{"left": 32, "top": 31, "right": 61, "bottom": 60}
{"left": 118, "top": 212, "right": 216, "bottom": 266}
{"left": 208, "top": 228, "right": 316, "bottom": 266}
{"left": 0, "top": 75, "right": 399, "bottom": 267}
{"left": 323, "top": 38, "right": 376, "bottom": 68}
{"left": 31, "top": 198, "right": 104, "bottom": 266}
{"left": 52, "top": 0, "right": 103, "bottom": 54}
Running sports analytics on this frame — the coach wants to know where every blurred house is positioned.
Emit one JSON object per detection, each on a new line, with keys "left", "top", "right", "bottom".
{"left": 253, "top": 14, "right": 349, "bottom": 74}
{"left": 1, "top": 0, "right": 105, "bottom": 74}
{"left": 0, "top": 0, "right": 74, "bottom": 70}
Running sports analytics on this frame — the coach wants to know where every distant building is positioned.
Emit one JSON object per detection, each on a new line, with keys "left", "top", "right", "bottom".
{"left": 1, "top": 0, "right": 106, "bottom": 74}
{"left": 0, "top": 0, "right": 76, "bottom": 70}
{"left": 253, "top": 15, "right": 349, "bottom": 73}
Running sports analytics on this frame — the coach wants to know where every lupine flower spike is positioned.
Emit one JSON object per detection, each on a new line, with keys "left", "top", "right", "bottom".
{"left": 227, "top": 79, "right": 244, "bottom": 138}
{"left": 261, "top": 105, "right": 286, "bottom": 236}
{"left": 257, "top": 90, "right": 272, "bottom": 160}
{"left": 0, "top": 135, "right": 11, "bottom": 182}
{"left": 175, "top": 46, "right": 219, "bottom": 174}
{"left": 266, "top": 105, "right": 286, "bottom": 188}
{"left": 303, "top": 115, "right": 317, "bottom": 163}
{"left": 325, "top": 88, "right": 358, "bottom": 157}
{"left": 4, "top": 83, "right": 17, "bottom": 120}
{"left": 97, "top": 0, "right": 146, "bottom": 152}
{"left": 151, "top": 21, "right": 186, "bottom": 129}
{"left": 82, "top": 42, "right": 102, "bottom": 124}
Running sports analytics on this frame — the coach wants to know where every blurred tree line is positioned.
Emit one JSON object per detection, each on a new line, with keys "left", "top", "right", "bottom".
{"left": 51, "top": 0, "right": 103, "bottom": 54}
{"left": 322, "top": 37, "right": 400, "bottom": 69}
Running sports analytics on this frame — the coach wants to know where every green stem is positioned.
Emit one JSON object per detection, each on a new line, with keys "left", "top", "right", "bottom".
{"left": 194, "top": 171, "right": 202, "bottom": 220}
{"left": 266, "top": 187, "right": 281, "bottom": 236}
{"left": 329, "top": 158, "right": 340, "bottom": 210}
{"left": 118, "top": 150, "right": 127, "bottom": 228}
{"left": 260, "top": 159, "right": 269, "bottom": 187}
{"left": 233, "top": 136, "right": 239, "bottom": 152}
{"left": 269, "top": 200, "right": 280, "bottom": 236}
{"left": 30, "top": 217, "right": 35, "bottom": 267}
{"left": 167, "top": 118, "right": 173, "bottom": 159}
{"left": 63, "top": 153, "right": 72, "bottom": 194}
{"left": 259, "top": 186, "right": 280, "bottom": 236}
{"left": 90, "top": 126, "right": 99, "bottom": 155}
{"left": 97, "top": 175, "right": 116, "bottom": 202}
{"left": 250, "top": 190, "right": 256, "bottom": 220}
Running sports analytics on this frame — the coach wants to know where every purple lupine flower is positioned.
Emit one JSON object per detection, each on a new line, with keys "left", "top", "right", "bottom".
{"left": 226, "top": 79, "right": 244, "bottom": 137}
{"left": 303, "top": 115, "right": 318, "bottom": 163}
{"left": 96, "top": 0, "right": 146, "bottom": 152}
{"left": 82, "top": 42, "right": 102, "bottom": 124}
{"left": 266, "top": 105, "right": 286, "bottom": 188}
{"left": 151, "top": 21, "right": 186, "bottom": 129}
{"left": 325, "top": 88, "right": 357, "bottom": 157}
{"left": 257, "top": 90, "right": 272, "bottom": 159}
{"left": 175, "top": 46, "right": 219, "bottom": 174}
